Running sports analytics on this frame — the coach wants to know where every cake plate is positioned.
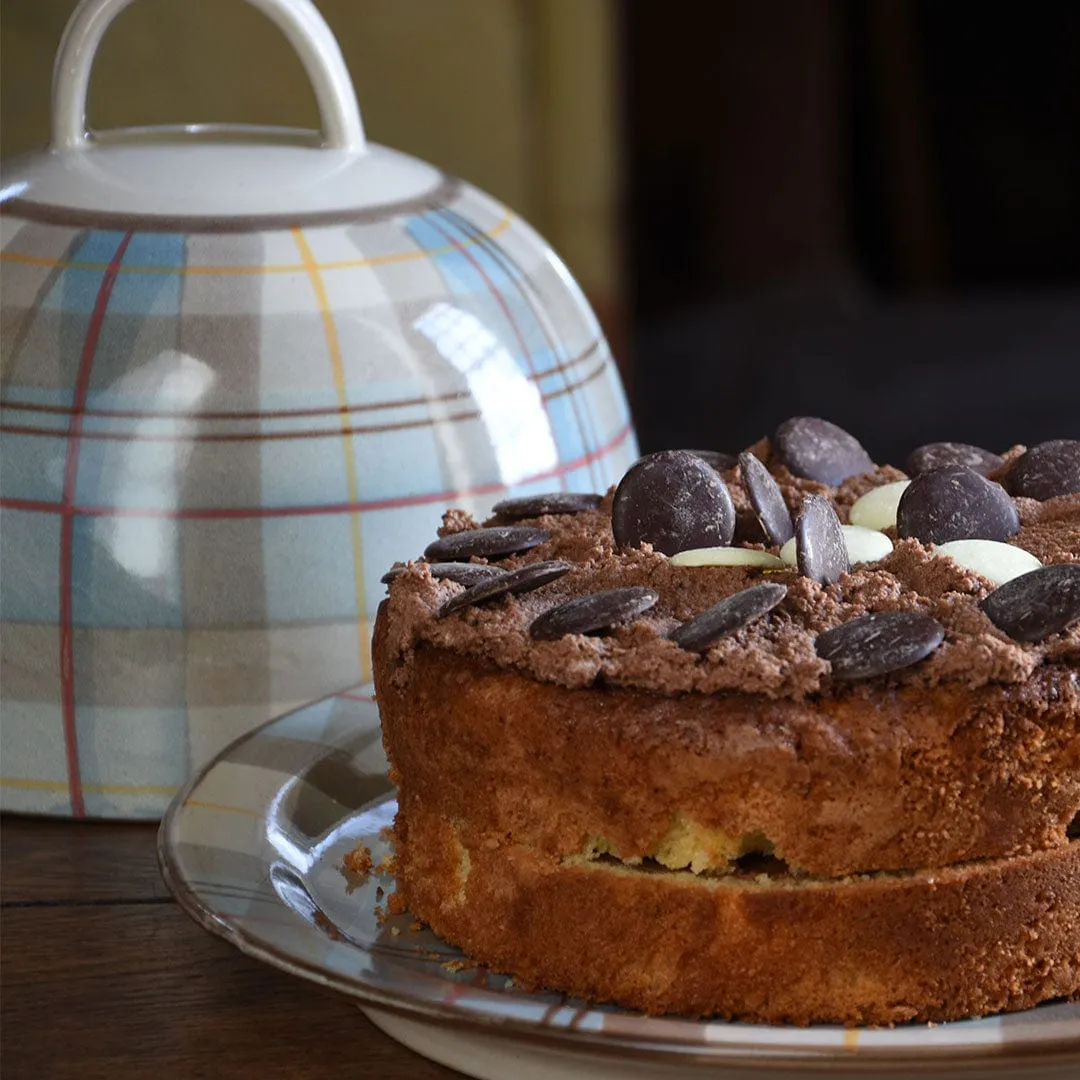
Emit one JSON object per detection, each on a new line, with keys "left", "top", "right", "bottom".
{"left": 158, "top": 690, "right": 1080, "bottom": 1079}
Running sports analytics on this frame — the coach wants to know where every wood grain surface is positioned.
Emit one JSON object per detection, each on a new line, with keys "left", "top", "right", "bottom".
{"left": 1, "top": 817, "right": 459, "bottom": 1079}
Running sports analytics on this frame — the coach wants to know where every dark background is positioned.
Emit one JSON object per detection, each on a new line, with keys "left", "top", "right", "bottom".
{"left": 624, "top": 1, "right": 1080, "bottom": 462}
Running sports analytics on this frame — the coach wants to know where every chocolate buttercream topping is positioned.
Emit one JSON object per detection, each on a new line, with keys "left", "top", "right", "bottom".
{"left": 381, "top": 439, "right": 1080, "bottom": 700}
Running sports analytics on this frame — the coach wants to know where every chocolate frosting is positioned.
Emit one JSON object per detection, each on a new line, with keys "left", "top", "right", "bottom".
{"left": 381, "top": 440, "right": 1080, "bottom": 699}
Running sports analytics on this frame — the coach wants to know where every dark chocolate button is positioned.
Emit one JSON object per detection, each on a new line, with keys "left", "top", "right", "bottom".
{"left": 382, "top": 562, "right": 507, "bottom": 586}
{"left": 611, "top": 450, "right": 735, "bottom": 555}
{"left": 439, "top": 561, "right": 571, "bottom": 616}
{"left": 491, "top": 492, "right": 604, "bottom": 520}
{"left": 1006, "top": 440, "right": 1080, "bottom": 501}
{"left": 906, "top": 441, "right": 1004, "bottom": 477}
{"left": 773, "top": 417, "right": 874, "bottom": 486}
{"left": 739, "top": 451, "right": 794, "bottom": 545}
{"left": 687, "top": 449, "right": 738, "bottom": 473}
{"left": 815, "top": 610, "right": 945, "bottom": 680}
{"left": 896, "top": 466, "right": 1019, "bottom": 545}
{"left": 529, "top": 586, "right": 659, "bottom": 640}
{"left": 670, "top": 583, "right": 788, "bottom": 652}
{"left": 980, "top": 564, "right": 1080, "bottom": 642}
{"left": 796, "top": 495, "right": 850, "bottom": 585}
{"left": 424, "top": 526, "right": 550, "bottom": 562}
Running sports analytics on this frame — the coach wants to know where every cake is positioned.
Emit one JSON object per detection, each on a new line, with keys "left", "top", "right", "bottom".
{"left": 373, "top": 420, "right": 1080, "bottom": 1025}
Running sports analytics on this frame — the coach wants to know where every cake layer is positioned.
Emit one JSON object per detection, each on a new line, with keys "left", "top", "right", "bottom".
{"left": 376, "top": 634, "right": 1080, "bottom": 877}
{"left": 391, "top": 798, "right": 1080, "bottom": 1025}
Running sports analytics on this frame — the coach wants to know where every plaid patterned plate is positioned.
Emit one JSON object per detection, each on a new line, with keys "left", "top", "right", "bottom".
{"left": 158, "top": 691, "right": 1080, "bottom": 1078}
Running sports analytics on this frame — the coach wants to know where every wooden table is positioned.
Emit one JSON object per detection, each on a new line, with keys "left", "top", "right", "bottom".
{"left": 1, "top": 816, "right": 459, "bottom": 1079}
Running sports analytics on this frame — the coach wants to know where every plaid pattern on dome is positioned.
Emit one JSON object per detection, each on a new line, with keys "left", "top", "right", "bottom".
{"left": 0, "top": 183, "right": 636, "bottom": 818}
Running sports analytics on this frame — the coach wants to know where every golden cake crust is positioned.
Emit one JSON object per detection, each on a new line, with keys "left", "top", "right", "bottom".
{"left": 376, "top": 635, "right": 1080, "bottom": 878}
{"left": 393, "top": 797, "right": 1080, "bottom": 1025}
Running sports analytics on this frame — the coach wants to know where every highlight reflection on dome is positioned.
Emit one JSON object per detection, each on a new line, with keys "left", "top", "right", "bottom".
{"left": 413, "top": 301, "right": 558, "bottom": 485}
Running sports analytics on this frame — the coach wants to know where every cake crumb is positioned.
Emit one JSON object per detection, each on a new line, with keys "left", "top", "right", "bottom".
{"left": 343, "top": 842, "right": 373, "bottom": 877}
{"left": 442, "top": 959, "right": 475, "bottom": 974}
{"left": 438, "top": 508, "right": 480, "bottom": 536}
{"left": 387, "top": 892, "right": 407, "bottom": 916}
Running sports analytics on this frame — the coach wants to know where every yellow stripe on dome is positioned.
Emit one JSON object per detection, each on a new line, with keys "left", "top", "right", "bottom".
{"left": 0, "top": 776, "right": 178, "bottom": 797}
{"left": 292, "top": 226, "right": 371, "bottom": 685}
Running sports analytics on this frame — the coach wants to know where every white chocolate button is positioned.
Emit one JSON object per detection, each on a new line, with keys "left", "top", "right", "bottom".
{"left": 842, "top": 524, "right": 894, "bottom": 564}
{"left": 780, "top": 525, "right": 893, "bottom": 568}
{"left": 933, "top": 539, "right": 1043, "bottom": 586}
{"left": 670, "top": 546, "right": 785, "bottom": 569}
{"left": 848, "top": 480, "right": 911, "bottom": 532}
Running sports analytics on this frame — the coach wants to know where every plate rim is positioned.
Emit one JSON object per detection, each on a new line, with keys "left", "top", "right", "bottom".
{"left": 157, "top": 691, "right": 1080, "bottom": 1071}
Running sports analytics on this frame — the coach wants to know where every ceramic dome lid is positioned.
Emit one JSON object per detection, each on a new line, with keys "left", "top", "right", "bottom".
{"left": 1, "top": 0, "right": 445, "bottom": 227}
